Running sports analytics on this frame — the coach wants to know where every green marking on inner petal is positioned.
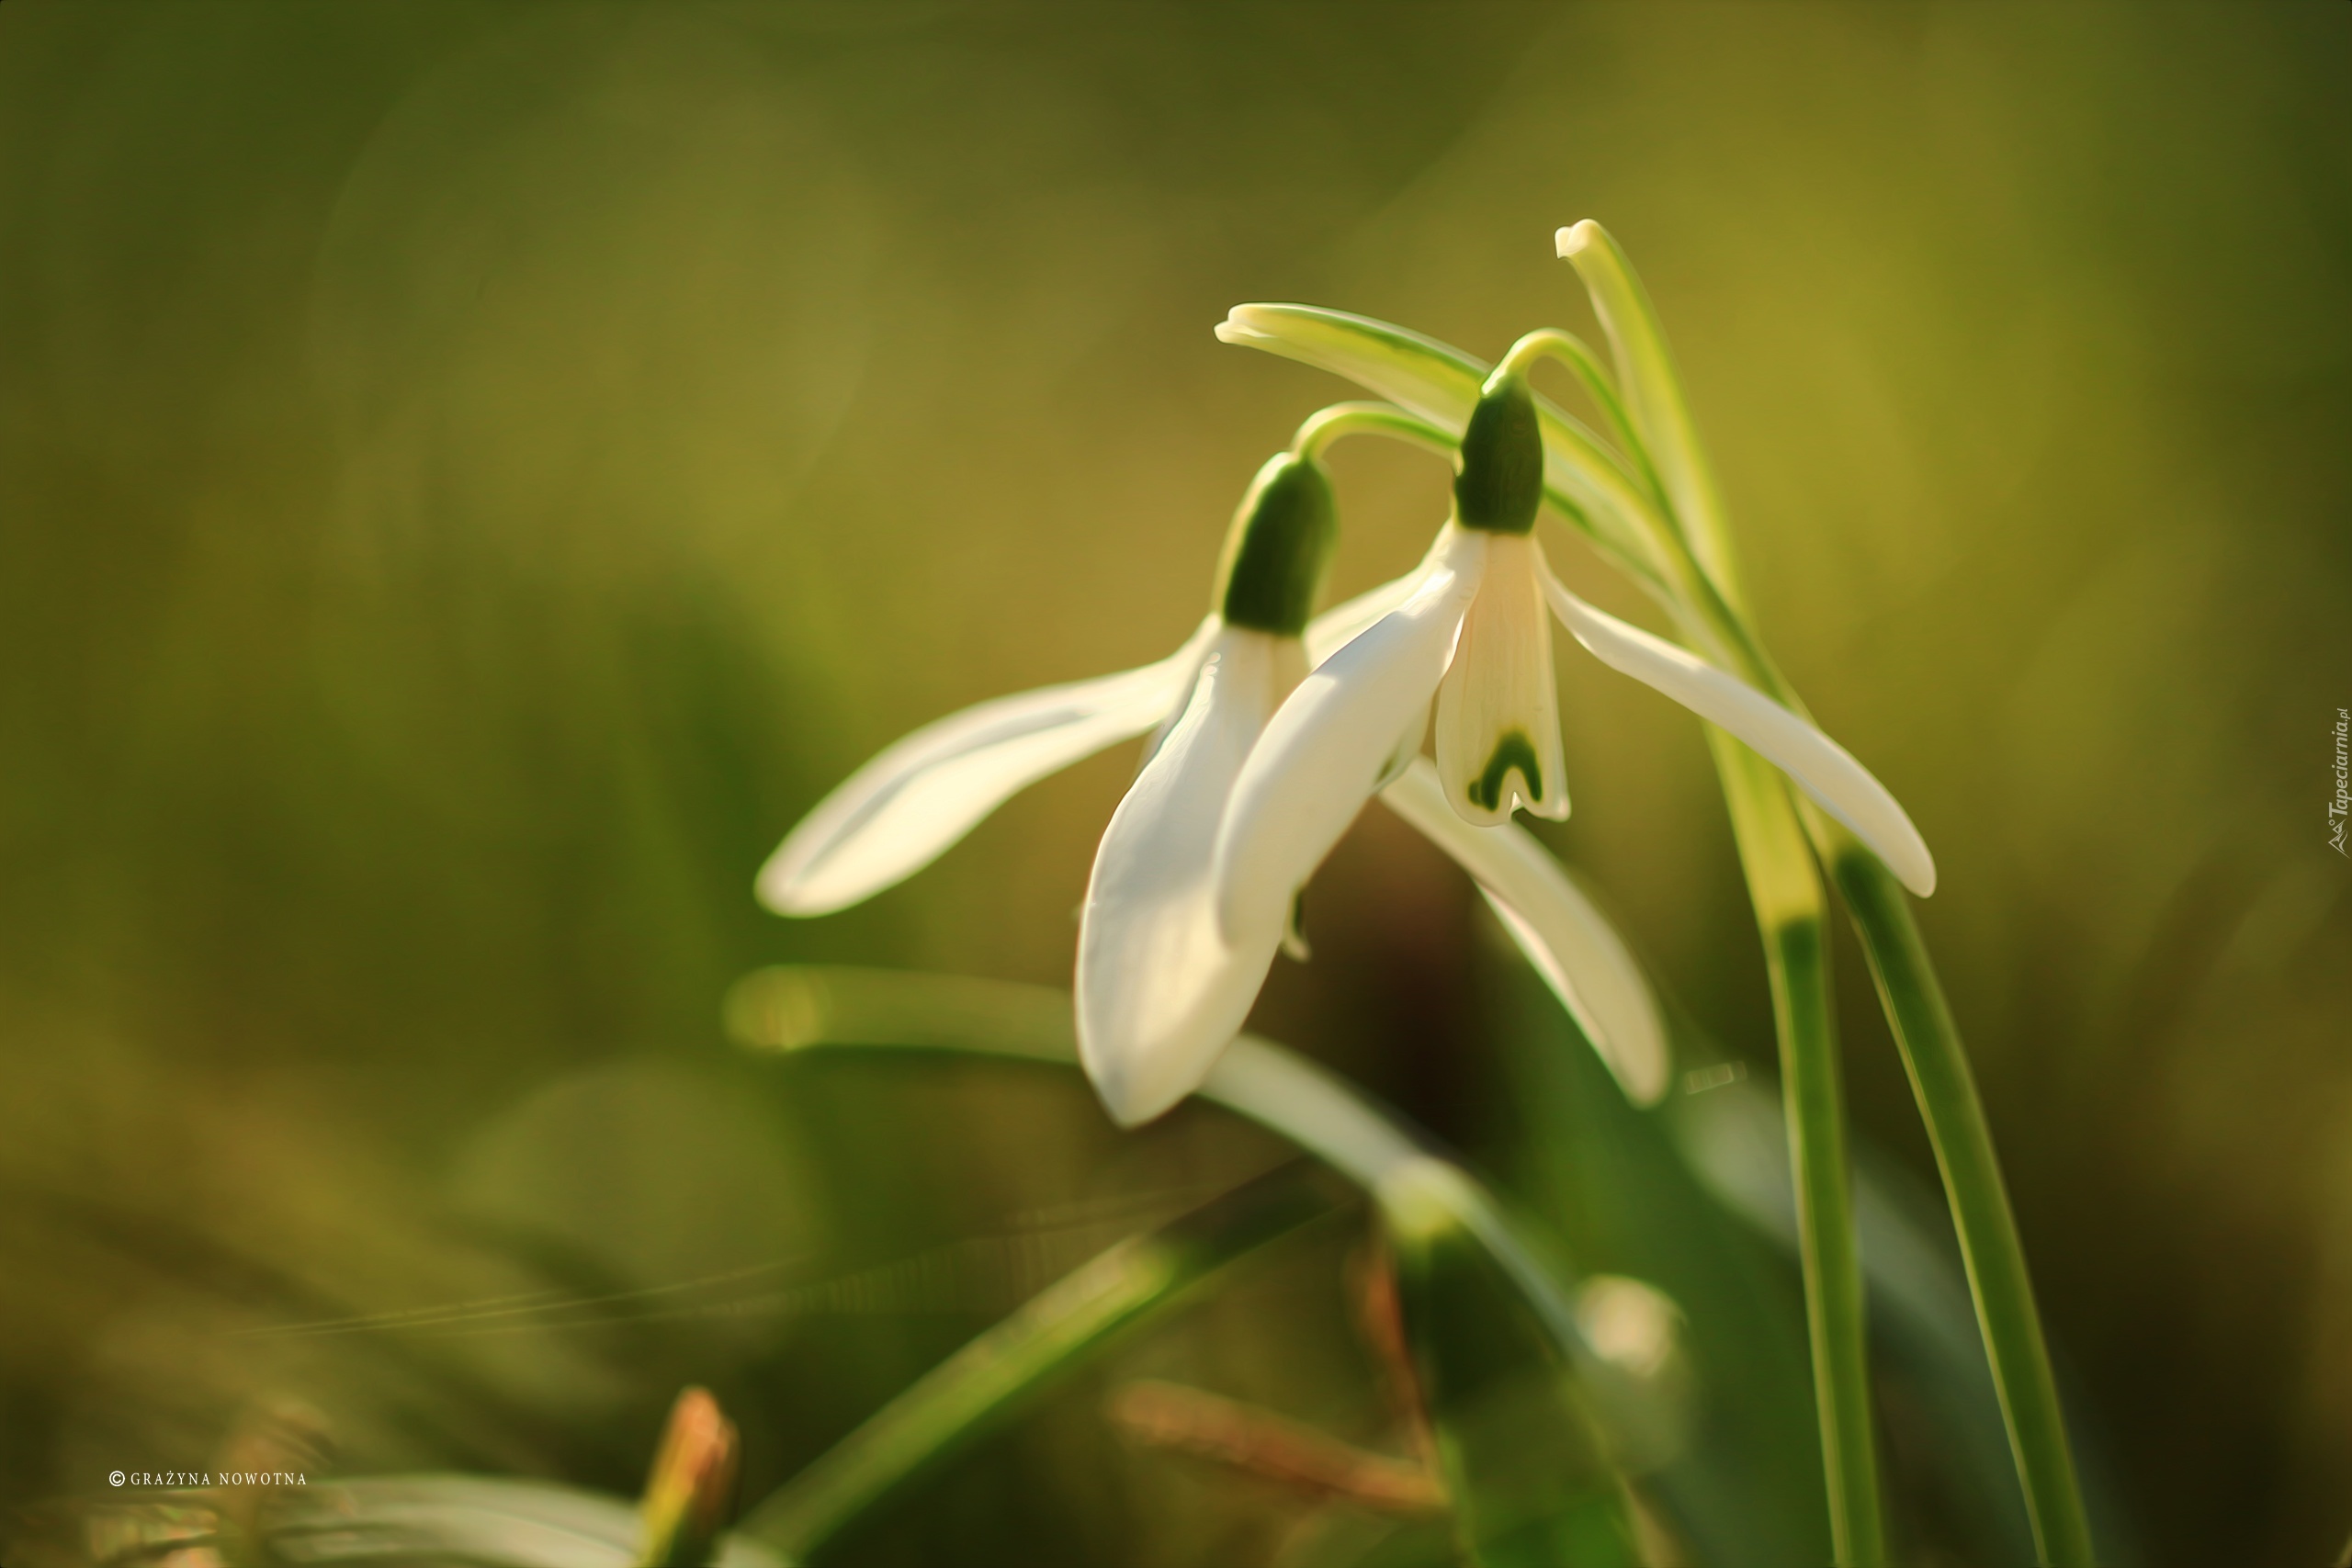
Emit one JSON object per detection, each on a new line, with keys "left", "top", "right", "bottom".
{"left": 1283, "top": 888, "right": 1310, "bottom": 962}
{"left": 1467, "top": 730, "right": 1544, "bottom": 813}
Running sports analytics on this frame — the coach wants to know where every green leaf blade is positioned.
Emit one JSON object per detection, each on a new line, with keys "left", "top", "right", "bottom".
{"left": 739, "top": 1162, "right": 1340, "bottom": 1562}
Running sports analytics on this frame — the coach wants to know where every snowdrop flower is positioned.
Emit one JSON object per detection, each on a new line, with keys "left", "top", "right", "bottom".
{"left": 758, "top": 408, "right": 1669, "bottom": 1125}
{"left": 752, "top": 439, "right": 1348, "bottom": 926}
{"left": 1072, "top": 446, "right": 1330, "bottom": 1123}
{"left": 1213, "top": 345, "right": 1935, "bottom": 993}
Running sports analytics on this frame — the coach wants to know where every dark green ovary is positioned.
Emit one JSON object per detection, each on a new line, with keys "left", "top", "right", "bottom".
{"left": 1468, "top": 730, "right": 1544, "bottom": 813}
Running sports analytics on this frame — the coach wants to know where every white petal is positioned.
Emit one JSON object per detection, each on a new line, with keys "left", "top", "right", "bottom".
{"left": 1213, "top": 529, "right": 1485, "bottom": 948}
{"left": 1433, "top": 533, "right": 1570, "bottom": 825}
{"left": 1542, "top": 571, "right": 1938, "bottom": 897}
{"left": 1302, "top": 524, "right": 1460, "bottom": 667}
{"left": 1305, "top": 571, "right": 1422, "bottom": 667}
{"left": 758, "top": 619, "right": 1217, "bottom": 917}
{"left": 1077, "top": 628, "right": 1301, "bottom": 1126}
{"left": 1380, "top": 759, "right": 1668, "bottom": 1105}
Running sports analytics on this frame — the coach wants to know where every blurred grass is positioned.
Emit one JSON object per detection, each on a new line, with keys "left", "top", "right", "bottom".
{"left": 2, "top": 4, "right": 2348, "bottom": 1563}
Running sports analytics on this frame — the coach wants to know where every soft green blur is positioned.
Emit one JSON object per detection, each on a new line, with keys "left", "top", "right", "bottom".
{"left": 1, "top": 5, "right": 2346, "bottom": 1564}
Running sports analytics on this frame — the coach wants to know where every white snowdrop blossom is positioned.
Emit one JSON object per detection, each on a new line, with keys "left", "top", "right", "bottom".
{"left": 758, "top": 424, "right": 1669, "bottom": 1125}
{"left": 1212, "top": 363, "right": 1936, "bottom": 1006}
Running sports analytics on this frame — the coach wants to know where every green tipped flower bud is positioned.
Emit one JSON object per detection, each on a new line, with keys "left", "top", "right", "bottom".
{"left": 1216, "top": 451, "right": 1339, "bottom": 637}
{"left": 1452, "top": 373, "right": 1543, "bottom": 535}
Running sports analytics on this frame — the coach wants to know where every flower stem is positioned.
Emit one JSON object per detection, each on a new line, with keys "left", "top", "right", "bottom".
{"left": 1289, "top": 400, "right": 1455, "bottom": 463}
{"left": 1711, "top": 734, "right": 1886, "bottom": 1565}
{"left": 1828, "top": 848, "right": 2096, "bottom": 1566}
{"left": 1494, "top": 328, "right": 1663, "bottom": 508}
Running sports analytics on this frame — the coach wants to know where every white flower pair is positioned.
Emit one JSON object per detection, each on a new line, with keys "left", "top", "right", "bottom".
{"left": 761, "top": 346, "right": 1933, "bottom": 1130}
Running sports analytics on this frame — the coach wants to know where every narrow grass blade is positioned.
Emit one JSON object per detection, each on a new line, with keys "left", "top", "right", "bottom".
{"left": 739, "top": 1161, "right": 1340, "bottom": 1562}
{"left": 1830, "top": 848, "right": 2097, "bottom": 1565}
{"left": 1672, "top": 1074, "right": 2039, "bottom": 1565}
{"left": 1555, "top": 220, "right": 1744, "bottom": 613}
{"left": 1546, "top": 219, "right": 2077, "bottom": 1554}
{"left": 1709, "top": 735, "right": 1886, "bottom": 1565}
{"left": 1103, "top": 1379, "right": 1446, "bottom": 1517}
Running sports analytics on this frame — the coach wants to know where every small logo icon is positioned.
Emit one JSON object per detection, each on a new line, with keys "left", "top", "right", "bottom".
{"left": 108, "top": 1472, "right": 125, "bottom": 1488}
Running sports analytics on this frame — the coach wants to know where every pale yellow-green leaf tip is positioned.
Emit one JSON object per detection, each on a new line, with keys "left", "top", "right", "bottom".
{"left": 1215, "top": 304, "right": 1275, "bottom": 347}
{"left": 1555, "top": 220, "right": 1600, "bottom": 259}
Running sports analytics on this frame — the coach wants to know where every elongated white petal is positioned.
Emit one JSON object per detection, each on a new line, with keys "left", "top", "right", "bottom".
{"left": 1381, "top": 759, "right": 1668, "bottom": 1104}
{"left": 759, "top": 619, "right": 1217, "bottom": 916}
{"left": 1077, "top": 628, "right": 1302, "bottom": 1126}
{"left": 1434, "top": 533, "right": 1569, "bottom": 826}
{"left": 1305, "top": 570, "right": 1424, "bottom": 666}
{"left": 1542, "top": 572, "right": 1938, "bottom": 897}
{"left": 1303, "top": 522, "right": 1462, "bottom": 667}
{"left": 1213, "top": 529, "right": 1485, "bottom": 947}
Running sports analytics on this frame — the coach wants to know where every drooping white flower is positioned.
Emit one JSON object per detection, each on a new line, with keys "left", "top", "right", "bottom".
{"left": 1213, "top": 363, "right": 1936, "bottom": 1002}
{"left": 1073, "top": 450, "right": 1331, "bottom": 1125}
{"left": 758, "top": 421, "right": 1672, "bottom": 1124}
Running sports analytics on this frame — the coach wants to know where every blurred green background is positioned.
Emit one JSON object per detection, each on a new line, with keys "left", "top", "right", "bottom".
{"left": 2, "top": 3, "right": 2346, "bottom": 1562}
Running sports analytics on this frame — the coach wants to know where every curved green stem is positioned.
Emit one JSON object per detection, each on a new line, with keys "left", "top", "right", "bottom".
{"left": 1558, "top": 225, "right": 1887, "bottom": 1561}
{"left": 1495, "top": 328, "right": 1667, "bottom": 513}
{"left": 1829, "top": 850, "right": 2095, "bottom": 1566}
{"left": 1290, "top": 400, "right": 1457, "bottom": 463}
{"left": 1710, "top": 734, "right": 1886, "bottom": 1565}
{"left": 1554, "top": 220, "right": 2091, "bottom": 1558}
